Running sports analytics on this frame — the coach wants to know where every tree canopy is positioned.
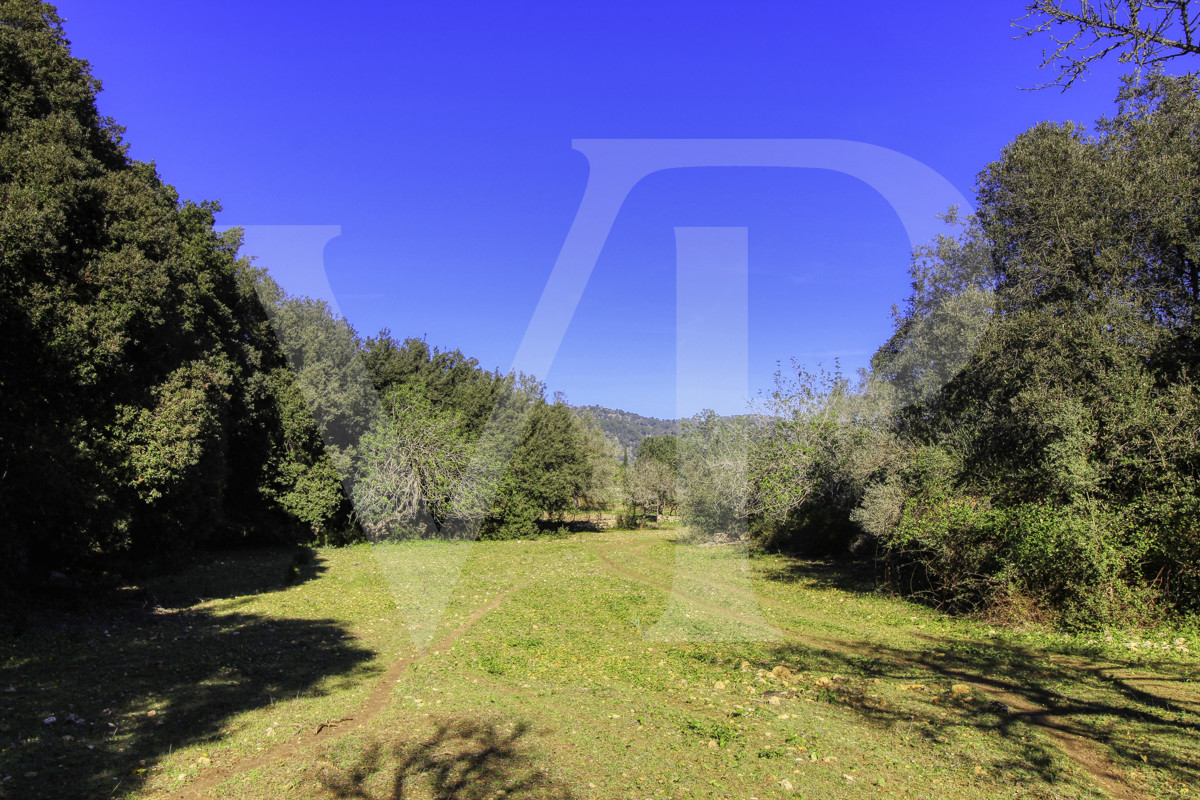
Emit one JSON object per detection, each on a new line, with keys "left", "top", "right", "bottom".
{"left": 0, "top": 3, "right": 354, "bottom": 591}
{"left": 745, "top": 72, "right": 1200, "bottom": 623}
{"left": 5, "top": 0, "right": 1200, "bottom": 631}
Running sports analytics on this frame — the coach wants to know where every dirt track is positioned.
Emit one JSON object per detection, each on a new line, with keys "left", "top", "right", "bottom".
{"left": 170, "top": 579, "right": 533, "bottom": 799}
{"left": 166, "top": 533, "right": 1168, "bottom": 799}
{"left": 595, "top": 536, "right": 1148, "bottom": 800}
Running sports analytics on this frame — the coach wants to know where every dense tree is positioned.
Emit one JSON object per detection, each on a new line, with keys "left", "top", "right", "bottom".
{"left": 739, "top": 73, "right": 1200, "bottom": 623}
{"left": 249, "top": 363, "right": 348, "bottom": 538}
{"left": 361, "top": 332, "right": 510, "bottom": 440}
{"left": 845, "top": 74, "right": 1200, "bottom": 621}
{"left": 870, "top": 211, "right": 995, "bottom": 411}
{"left": 0, "top": 2, "right": 352, "bottom": 593}
{"left": 257, "top": 285, "right": 379, "bottom": 480}
{"left": 494, "top": 399, "right": 593, "bottom": 530}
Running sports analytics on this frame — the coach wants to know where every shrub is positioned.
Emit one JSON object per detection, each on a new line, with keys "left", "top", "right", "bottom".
{"left": 886, "top": 489, "right": 1154, "bottom": 626}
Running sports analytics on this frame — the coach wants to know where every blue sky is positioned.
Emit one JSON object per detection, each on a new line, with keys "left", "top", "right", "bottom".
{"left": 55, "top": 1, "right": 1133, "bottom": 419}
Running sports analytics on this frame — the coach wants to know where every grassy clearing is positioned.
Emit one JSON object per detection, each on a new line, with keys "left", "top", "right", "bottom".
{"left": 1, "top": 529, "right": 1197, "bottom": 799}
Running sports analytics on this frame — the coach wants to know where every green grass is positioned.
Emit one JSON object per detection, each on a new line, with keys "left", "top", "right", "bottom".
{"left": 1, "top": 529, "right": 1197, "bottom": 799}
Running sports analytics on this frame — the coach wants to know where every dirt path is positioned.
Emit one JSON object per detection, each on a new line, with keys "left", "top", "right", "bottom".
{"left": 930, "top": 663, "right": 1143, "bottom": 800}
{"left": 168, "top": 579, "right": 532, "bottom": 799}
{"left": 595, "top": 534, "right": 1148, "bottom": 800}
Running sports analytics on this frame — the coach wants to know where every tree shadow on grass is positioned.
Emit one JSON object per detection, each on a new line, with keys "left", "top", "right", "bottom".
{"left": 753, "top": 553, "right": 882, "bottom": 596}
{"left": 314, "top": 718, "right": 575, "bottom": 800}
{"left": 760, "top": 633, "right": 1200, "bottom": 794}
{"left": 0, "top": 549, "right": 373, "bottom": 799}
{"left": 143, "top": 544, "right": 327, "bottom": 607}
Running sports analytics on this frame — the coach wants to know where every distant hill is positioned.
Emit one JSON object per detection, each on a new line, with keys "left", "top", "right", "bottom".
{"left": 573, "top": 405, "right": 679, "bottom": 452}
{"left": 573, "top": 406, "right": 776, "bottom": 455}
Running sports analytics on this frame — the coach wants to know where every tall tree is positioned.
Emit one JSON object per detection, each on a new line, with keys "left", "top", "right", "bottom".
{"left": 856, "top": 73, "right": 1200, "bottom": 618}
{"left": 354, "top": 384, "right": 469, "bottom": 537}
{"left": 0, "top": 2, "right": 351, "bottom": 589}
{"left": 507, "top": 399, "right": 593, "bottom": 518}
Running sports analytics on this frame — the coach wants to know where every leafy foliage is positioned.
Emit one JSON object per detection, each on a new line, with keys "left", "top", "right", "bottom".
{"left": 678, "top": 411, "right": 751, "bottom": 539}
{"left": 6, "top": 1, "right": 1200, "bottom": 634}
{"left": 761, "top": 74, "right": 1200, "bottom": 624}
{"left": 0, "top": 3, "right": 351, "bottom": 591}
{"left": 354, "top": 384, "right": 470, "bottom": 537}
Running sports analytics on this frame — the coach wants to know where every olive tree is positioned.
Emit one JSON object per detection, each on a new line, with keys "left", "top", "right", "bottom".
{"left": 354, "top": 386, "right": 469, "bottom": 538}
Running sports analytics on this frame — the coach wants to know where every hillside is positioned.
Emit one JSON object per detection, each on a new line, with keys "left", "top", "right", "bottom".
{"left": 573, "top": 405, "right": 679, "bottom": 451}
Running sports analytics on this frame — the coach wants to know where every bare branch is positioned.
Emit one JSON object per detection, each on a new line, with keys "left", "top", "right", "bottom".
{"left": 1015, "top": 0, "right": 1200, "bottom": 89}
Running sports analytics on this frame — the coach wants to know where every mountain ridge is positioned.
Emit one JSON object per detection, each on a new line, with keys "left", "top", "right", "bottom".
{"left": 572, "top": 404, "right": 679, "bottom": 452}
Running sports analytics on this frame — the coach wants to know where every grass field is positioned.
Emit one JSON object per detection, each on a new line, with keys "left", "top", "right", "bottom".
{"left": 2, "top": 527, "right": 1198, "bottom": 799}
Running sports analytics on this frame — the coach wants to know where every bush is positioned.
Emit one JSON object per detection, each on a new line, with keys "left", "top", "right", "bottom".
{"left": 886, "top": 489, "right": 1154, "bottom": 626}
{"left": 1140, "top": 486, "right": 1200, "bottom": 617}
{"left": 478, "top": 491, "right": 541, "bottom": 540}
{"left": 887, "top": 491, "right": 1005, "bottom": 611}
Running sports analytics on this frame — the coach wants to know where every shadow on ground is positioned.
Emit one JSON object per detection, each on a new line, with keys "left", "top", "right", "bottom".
{"left": 760, "top": 631, "right": 1200, "bottom": 795}
{"left": 0, "top": 548, "right": 372, "bottom": 799}
{"left": 314, "top": 718, "right": 575, "bottom": 800}
{"left": 145, "top": 544, "right": 327, "bottom": 606}
{"left": 753, "top": 553, "right": 882, "bottom": 595}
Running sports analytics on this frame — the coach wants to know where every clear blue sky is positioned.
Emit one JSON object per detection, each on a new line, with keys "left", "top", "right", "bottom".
{"left": 54, "top": 1, "right": 1133, "bottom": 419}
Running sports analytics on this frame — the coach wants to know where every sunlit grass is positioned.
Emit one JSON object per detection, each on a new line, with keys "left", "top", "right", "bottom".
{"left": 1, "top": 529, "right": 1196, "bottom": 799}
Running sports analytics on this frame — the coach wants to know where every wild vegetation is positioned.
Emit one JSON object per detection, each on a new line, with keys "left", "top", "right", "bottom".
{"left": 0, "top": 1, "right": 621, "bottom": 610}
{"left": 735, "top": 74, "right": 1200, "bottom": 627}
{"left": 3, "top": 2, "right": 1200, "bottom": 797}
{"left": 3, "top": 0, "right": 1200, "bottom": 633}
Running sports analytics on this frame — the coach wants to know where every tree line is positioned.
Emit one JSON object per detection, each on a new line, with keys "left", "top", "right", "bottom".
{"left": 0, "top": 3, "right": 621, "bottom": 607}
{"left": 3, "top": 1, "right": 1199, "bottom": 628}
{"left": 675, "top": 73, "right": 1200, "bottom": 626}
